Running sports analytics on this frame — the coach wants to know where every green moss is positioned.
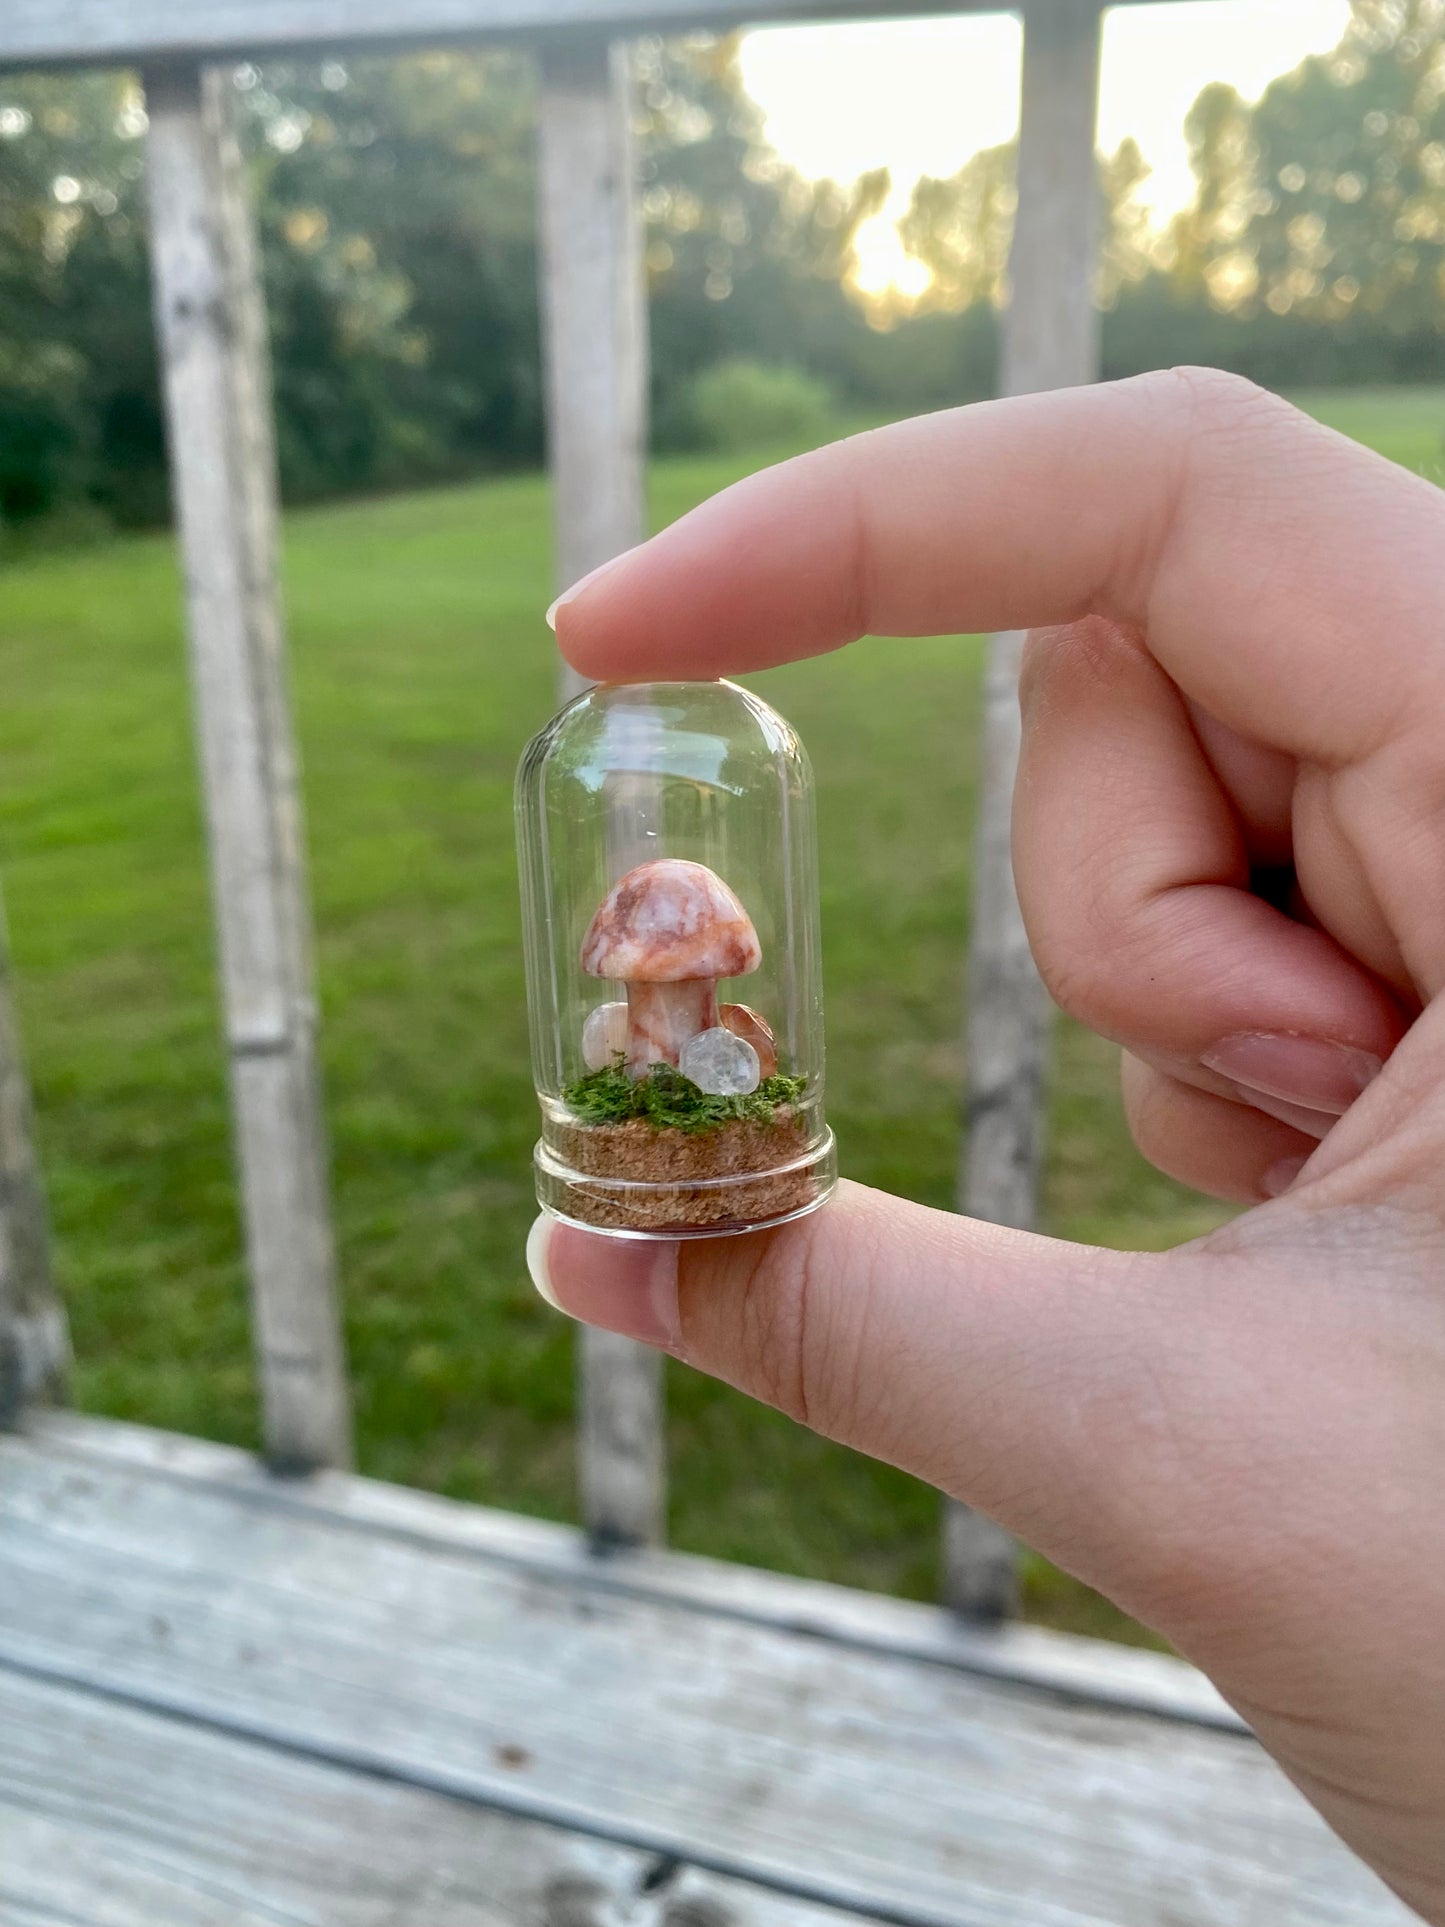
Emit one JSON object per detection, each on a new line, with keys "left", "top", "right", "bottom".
{"left": 563, "top": 1059, "right": 806, "bottom": 1134}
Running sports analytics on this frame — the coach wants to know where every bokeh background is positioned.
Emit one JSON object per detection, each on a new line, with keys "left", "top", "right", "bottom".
{"left": 1, "top": 0, "right": 1441, "bottom": 1641}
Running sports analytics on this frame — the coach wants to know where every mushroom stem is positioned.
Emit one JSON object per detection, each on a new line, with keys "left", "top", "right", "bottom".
{"left": 624, "top": 979, "right": 718, "bottom": 1080}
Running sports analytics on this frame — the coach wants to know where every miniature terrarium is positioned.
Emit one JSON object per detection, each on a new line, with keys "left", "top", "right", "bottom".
{"left": 516, "top": 679, "right": 835, "bottom": 1238}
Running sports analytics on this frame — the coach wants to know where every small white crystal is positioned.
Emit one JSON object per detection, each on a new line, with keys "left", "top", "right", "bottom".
{"left": 679, "top": 1025, "right": 761, "bottom": 1097}
{"left": 581, "top": 1001, "right": 629, "bottom": 1071}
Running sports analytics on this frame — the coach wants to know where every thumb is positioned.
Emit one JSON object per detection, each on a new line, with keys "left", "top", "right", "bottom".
{"left": 527, "top": 1181, "right": 1192, "bottom": 1609}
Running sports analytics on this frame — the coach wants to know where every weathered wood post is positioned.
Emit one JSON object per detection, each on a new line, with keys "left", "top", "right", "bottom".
{"left": 0, "top": 890, "right": 69, "bottom": 1426}
{"left": 144, "top": 63, "right": 352, "bottom": 1474}
{"left": 536, "top": 37, "right": 664, "bottom": 1548}
{"left": 945, "top": 0, "right": 1104, "bottom": 1617}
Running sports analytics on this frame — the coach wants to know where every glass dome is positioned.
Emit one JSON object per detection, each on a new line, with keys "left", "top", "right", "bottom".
{"left": 516, "top": 679, "right": 835, "bottom": 1239}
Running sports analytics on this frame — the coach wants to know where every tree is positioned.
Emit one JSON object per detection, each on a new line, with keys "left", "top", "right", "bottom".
{"left": 635, "top": 33, "right": 892, "bottom": 430}
{"left": 897, "top": 141, "right": 1015, "bottom": 313}
{"left": 895, "top": 135, "right": 1158, "bottom": 320}
{"left": 1172, "top": 0, "right": 1445, "bottom": 337}
{"left": 242, "top": 51, "right": 545, "bottom": 490}
{"left": 0, "top": 71, "right": 160, "bottom": 524}
{"left": 1098, "top": 138, "right": 1156, "bottom": 306}
{"left": 0, "top": 36, "right": 904, "bottom": 525}
{"left": 1166, "top": 81, "right": 1261, "bottom": 304}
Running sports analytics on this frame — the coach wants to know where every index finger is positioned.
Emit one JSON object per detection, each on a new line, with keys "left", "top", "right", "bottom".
{"left": 552, "top": 368, "right": 1445, "bottom": 767}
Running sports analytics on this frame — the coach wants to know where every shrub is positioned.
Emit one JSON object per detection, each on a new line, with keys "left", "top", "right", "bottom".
{"left": 681, "top": 359, "right": 836, "bottom": 453}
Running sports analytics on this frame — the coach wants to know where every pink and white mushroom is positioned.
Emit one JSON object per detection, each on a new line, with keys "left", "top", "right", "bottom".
{"left": 581, "top": 859, "right": 761, "bottom": 1081}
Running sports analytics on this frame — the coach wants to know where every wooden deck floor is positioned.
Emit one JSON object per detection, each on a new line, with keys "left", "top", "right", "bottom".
{"left": 0, "top": 1414, "right": 1413, "bottom": 1927}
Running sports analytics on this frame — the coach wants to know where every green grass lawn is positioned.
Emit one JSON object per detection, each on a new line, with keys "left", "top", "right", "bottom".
{"left": 1291, "top": 384, "right": 1445, "bottom": 480}
{"left": 1, "top": 382, "right": 1437, "bottom": 1642}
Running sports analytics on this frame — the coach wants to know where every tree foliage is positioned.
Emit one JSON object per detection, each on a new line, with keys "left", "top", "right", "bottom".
{"left": 0, "top": 8, "right": 1443, "bottom": 535}
{"left": 0, "top": 72, "right": 159, "bottom": 525}
{"left": 895, "top": 1, "right": 1445, "bottom": 387}
{"left": 1170, "top": 0, "right": 1445, "bottom": 334}
{"left": 0, "top": 38, "right": 892, "bottom": 525}
{"left": 898, "top": 134, "right": 1155, "bottom": 313}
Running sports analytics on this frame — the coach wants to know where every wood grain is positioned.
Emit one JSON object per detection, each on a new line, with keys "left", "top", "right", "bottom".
{"left": 537, "top": 36, "right": 649, "bottom": 693}
{"left": 536, "top": 37, "right": 664, "bottom": 1549}
{"left": 31, "top": 1411, "right": 1242, "bottom": 1728}
{"left": 947, "top": 0, "right": 1105, "bottom": 1620}
{"left": 144, "top": 64, "right": 350, "bottom": 1471}
{"left": 0, "top": 1423, "right": 1409, "bottom": 1927}
{"left": 0, "top": 890, "right": 68, "bottom": 1425}
{"left": 0, "top": 1666, "right": 855, "bottom": 1927}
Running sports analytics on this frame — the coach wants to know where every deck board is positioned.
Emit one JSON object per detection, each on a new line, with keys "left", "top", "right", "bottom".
{"left": 0, "top": 1417, "right": 1412, "bottom": 1927}
{"left": 0, "top": 1668, "right": 854, "bottom": 1927}
{"left": 29, "top": 1413, "right": 1240, "bottom": 1728}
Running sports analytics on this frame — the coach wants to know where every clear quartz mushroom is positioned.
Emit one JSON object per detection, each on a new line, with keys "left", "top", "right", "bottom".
{"left": 580, "top": 859, "right": 762, "bottom": 1081}
{"left": 679, "top": 1026, "right": 762, "bottom": 1097}
{"left": 581, "top": 1001, "right": 629, "bottom": 1071}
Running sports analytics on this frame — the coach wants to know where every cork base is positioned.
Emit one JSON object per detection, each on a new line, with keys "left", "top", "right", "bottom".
{"left": 535, "top": 1109, "right": 836, "bottom": 1238}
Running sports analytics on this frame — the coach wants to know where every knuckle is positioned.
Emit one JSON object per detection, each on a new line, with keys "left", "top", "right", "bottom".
{"left": 1130, "top": 367, "right": 1295, "bottom": 552}
{"left": 705, "top": 1226, "right": 818, "bottom": 1430}
{"left": 1156, "top": 364, "right": 1284, "bottom": 439}
{"left": 1026, "top": 884, "right": 1148, "bottom": 1036}
{"left": 1019, "top": 617, "right": 1141, "bottom": 722}
{"left": 718, "top": 1211, "right": 883, "bottom": 1443}
{"left": 1043, "top": 961, "right": 1131, "bottom": 1040}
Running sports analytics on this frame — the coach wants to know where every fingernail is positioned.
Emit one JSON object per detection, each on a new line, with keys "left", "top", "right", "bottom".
{"left": 1200, "top": 1034, "right": 1383, "bottom": 1118}
{"left": 526, "top": 1215, "right": 564, "bottom": 1311}
{"left": 545, "top": 545, "right": 641, "bottom": 632}
{"left": 526, "top": 1215, "right": 682, "bottom": 1350}
{"left": 1261, "top": 1154, "right": 1309, "bottom": 1199}
{"left": 1231, "top": 1091, "right": 1336, "bottom": 1141}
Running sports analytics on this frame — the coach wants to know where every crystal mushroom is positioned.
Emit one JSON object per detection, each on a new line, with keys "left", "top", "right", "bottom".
{"left": 580, "top": 859, "right": 761, "bottom": 1081}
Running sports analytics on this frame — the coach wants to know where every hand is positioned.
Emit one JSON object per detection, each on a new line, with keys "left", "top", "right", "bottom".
{"left": 530, "top": 369, "right": 1445, "bottom": 1922}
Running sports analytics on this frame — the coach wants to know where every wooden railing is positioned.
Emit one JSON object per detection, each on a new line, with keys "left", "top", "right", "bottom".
{"left": 0, "top": 893, "right": 68, "bottom": 1425}
{"left": 0, "top": 0, "right": 1111, "bottom": 1615}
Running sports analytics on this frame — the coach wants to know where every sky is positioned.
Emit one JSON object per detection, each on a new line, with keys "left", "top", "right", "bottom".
{"left": 737, "top": 1, "right": 1355, "bottom": 293}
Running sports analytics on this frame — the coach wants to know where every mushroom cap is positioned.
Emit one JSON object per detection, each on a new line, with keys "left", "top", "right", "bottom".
{"left": 581, "top": 859, "right": 761, "bottom": 984}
